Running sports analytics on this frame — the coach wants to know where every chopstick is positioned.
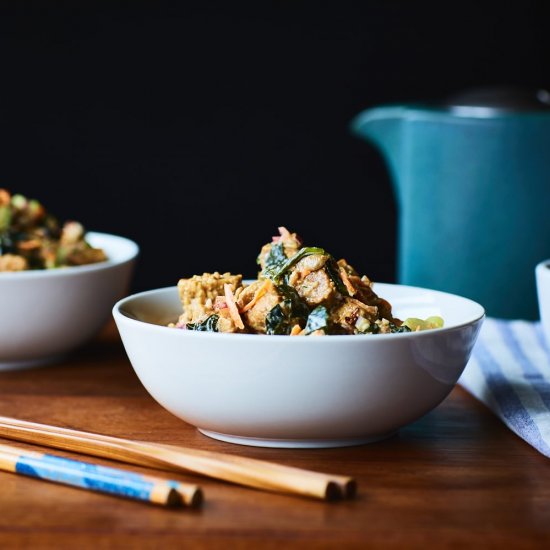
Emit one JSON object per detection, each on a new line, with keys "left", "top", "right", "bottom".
{"left": 0, "top": 442, "right": 202, "bottom": 508}
{"left": 0, "top": 415, "right": 356, "bottom": 501}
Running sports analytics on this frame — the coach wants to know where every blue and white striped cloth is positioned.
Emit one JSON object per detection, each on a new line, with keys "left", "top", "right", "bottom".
{"left": 459, "top": 317, "right": 550, "bottom": 457}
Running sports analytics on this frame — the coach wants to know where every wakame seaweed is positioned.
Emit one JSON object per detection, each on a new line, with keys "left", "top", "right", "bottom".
{"left": 325, "top": 258, "right": 350, "bottom": 297}
{"left": 357, "top": 321, "right": 412, "bottom": 334}
{"left": 265, "top": 303, "right": 288, "bottom": 335}
{"left": 265, "top": 284, "right": 310, "bottom": 335}
{"left": 260, "top": 242, "right": 287, "bottom": 279}
{"left": 264, "top": 247, "right": 326, "bottom": 283}
{"left": 304, "top": 305, "right": 330, "bottom": 335}
{"left": 186, "top": 314, "right": 220, "bottom": 332}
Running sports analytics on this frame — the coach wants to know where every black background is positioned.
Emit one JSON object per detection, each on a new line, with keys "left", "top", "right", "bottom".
{"left": 1, "top": 1, "right": 548, "bottom": 292}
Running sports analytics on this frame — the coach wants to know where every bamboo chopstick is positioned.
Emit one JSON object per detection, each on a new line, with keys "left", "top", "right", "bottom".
{"left": 0, "top": 415, "right": 356, "bottom": 501}
{"left": 0, "top": 442, "right": 202, "bottom": 508}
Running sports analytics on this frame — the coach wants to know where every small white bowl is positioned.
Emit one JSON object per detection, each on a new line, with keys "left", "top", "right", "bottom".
{"left": 113, "top": 283, "right": 484, "bottom": 449}
{"left": 0, "top": 232, "right": 139, "bottom": 371}
{"left": 536, "top": 259, "right": 550, "bottom": 345}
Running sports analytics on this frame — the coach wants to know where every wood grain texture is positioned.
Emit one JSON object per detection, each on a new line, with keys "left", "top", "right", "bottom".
{"left": 1, "top": 322, "right": 550, "bottom": 549}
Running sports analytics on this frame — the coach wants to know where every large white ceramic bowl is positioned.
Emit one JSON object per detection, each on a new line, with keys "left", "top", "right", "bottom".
{"left": 0, "top": 232, "right": 139, "bottom": 371}
{"left": 113, "top": 283, "right": 484, "bottom": 448}
{"left": 536, "top": 259, "right": 550, "bottom": 345}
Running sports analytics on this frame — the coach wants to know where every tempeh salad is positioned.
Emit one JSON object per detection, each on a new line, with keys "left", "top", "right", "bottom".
{"left": 171, "top": 227, "right": 443, "bottom": 336}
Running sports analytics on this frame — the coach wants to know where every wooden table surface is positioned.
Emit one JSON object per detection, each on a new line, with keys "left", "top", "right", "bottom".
{"left": 1, "top": 323, "right": 549, "bottom": 549}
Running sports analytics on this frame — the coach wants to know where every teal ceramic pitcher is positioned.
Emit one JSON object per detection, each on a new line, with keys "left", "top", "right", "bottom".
{"left": 351, "top": 88, "right": 550, "bottom": 320}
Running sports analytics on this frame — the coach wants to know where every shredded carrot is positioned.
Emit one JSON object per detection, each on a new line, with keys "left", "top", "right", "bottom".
{"left": 224, "top": 284, "right": 245, "bottom": 330}
{"left": 339, "top": 266, "right": 356, "bottom": 296}
{"left": 240, "top": 279, "right": 272, "bottom": 313}
{"left": 17, "top": 239, "right": 41, "bottom": 251}
{"left": 290, "top": 324, "right": 302, "bottom": 336}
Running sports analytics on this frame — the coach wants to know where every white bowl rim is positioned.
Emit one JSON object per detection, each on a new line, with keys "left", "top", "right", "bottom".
{"left": 113, "top": 283, "right": 485, "bottom": 343}
{"left": 0, "top": 231, "right": 139, "bottom": 281}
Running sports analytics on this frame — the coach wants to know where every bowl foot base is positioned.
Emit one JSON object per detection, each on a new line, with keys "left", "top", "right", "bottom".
{"left": 0, "top": 355, "right": 65, "bottom": 372}
{"left": 198, "top": 428, "right": 396, "bottom": 449}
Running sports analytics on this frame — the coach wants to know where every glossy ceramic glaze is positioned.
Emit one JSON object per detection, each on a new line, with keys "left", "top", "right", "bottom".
{"left": 113, "top": 283, "right": 485, "bottom": 448}
{"left": 351, "top": 104, "right": 550, "bottom": 320}
{"left": 536, "top": 259, "right": 550, "bottom": 345}
{"left": 0, "top": 232, "right": 139, "bottom": 371}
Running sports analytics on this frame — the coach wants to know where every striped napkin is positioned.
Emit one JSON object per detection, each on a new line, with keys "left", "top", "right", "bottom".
{"left": 459, "top": 317, "right": 550, "bottom": 457}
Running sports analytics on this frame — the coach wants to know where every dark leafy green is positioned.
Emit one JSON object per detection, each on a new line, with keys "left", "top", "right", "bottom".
{"left": 260, "top": 241, "right": 287, "bottom": 276}
{"left": 0, "top": 232, "right": 16, "bottom": 256}
{"left": 357, "top": 321, "right": 411, "bottom": 334}
{"left": 263, "top": 246, "right": 326, "bottom": 283}
{"left": 304, "top": 305, "right": 330, "bottom": 335}
{"left": 391, "top": 324, "right": 412, "bottom": 334}
{"left": 265, "top": 284, "right": 310, "bottom": 335}
{"left": 265, "top": 304, "right": 288, "bottom": 335}
{"left": 0, "top": 205, "right": 12, "bottom": 255}
{"left": 325, "top": 258, "right": 349, "bottom": 296}
{"left": 0, "top": 205, "right": 12, "bottom": 233}
{"left": 277, "top": 284, "right": 310, "bottom": 318}
{"left": 186, "top": 314, "right": 220, "bottom": 332}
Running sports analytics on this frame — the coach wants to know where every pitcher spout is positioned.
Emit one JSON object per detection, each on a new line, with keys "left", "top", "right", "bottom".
{"left": 350, "top": 106, "right": 406, "bottom": 184}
